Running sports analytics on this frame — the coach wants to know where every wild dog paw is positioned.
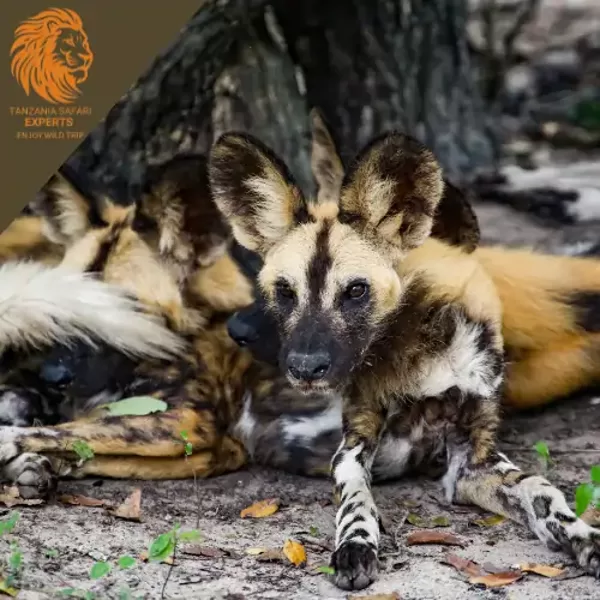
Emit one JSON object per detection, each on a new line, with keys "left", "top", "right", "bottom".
{"left": 2, "top": 453, "right": 55, "bottom": 500}
{"left": 329, "top": 542, "right": 379, "bottom": 590}
{"left": 570, "top": 527, "right": 600, "bottom": 578}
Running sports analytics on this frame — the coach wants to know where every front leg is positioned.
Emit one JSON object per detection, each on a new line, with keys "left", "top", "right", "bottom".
{"left": 329, "top": 406, "right": 385, "bottom": 591}
{"left": 448, "top": 447, "right": 600, "bottom": 578}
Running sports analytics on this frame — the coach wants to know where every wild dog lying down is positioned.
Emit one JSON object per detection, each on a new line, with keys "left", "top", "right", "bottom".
{"left": 0, "top": 155, "right": 266, "bottom": 496}
{"left": 209, "top": 129, "right": 600, "bottom": 590}
{"left": 0, "top": 111, "right": 483, "bottom": 486}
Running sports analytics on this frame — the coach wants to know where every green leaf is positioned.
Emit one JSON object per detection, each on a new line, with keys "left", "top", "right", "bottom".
{"left": 148, "top": 532, "right": 176, "bottom": 562}
{"left": 534, "top": 441, "right": 550, "bottom": 461}
{"left": 184, "top": 442, "right": 193, "bottom": 456}
{"left": 72, "top": 440, "right": 94, "bottom": 461}
{"left": 178, "top": 529, "right": 201, "bottom": 542}
{"left": 89, "top": 561, "right": 111, "bottom": 580}
{"left": 0, "top": 512, "right": 20, "bottom": 536}
{"left": 180, "top": 431, "right": 189, "bottom": 441}
{"left": 118, "top": 555, "right": 136, "bottom": 569}
{"left": 9, "top": 547, "right": 22, "bottom": 572}
{"left": 590, "top": 465, "right": 600, "bottom": 484}
{"left": 45, "top": 548, "right": 59, "bottom": 558}
{"left": 308, "top": 525, "right": 320, "bottom": 537}
{"left": 105, "top": 396, "right": 168, "bottom": 417}
{"left": 572, "top": 100, "right": 600, "bottom": 130}
{"left": 431, "top": 515, "right": 450, "bottom": 527}
{"left": 317, "top": 565, "right": 335, "bottom": 575}
{"left": 575, "top": 483, "right": 594, "bottom": 517}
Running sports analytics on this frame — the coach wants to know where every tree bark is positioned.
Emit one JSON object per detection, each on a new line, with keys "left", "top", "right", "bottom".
{"left": 63, "top": 0, "right": 498, "bottom": 203}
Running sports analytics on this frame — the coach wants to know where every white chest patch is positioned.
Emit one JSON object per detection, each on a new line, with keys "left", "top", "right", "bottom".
{"left": 282, "top": 394, "right": 343, "bottom": 443}
{"left": 413, "top": 318, "right": 497, "bottom": 399}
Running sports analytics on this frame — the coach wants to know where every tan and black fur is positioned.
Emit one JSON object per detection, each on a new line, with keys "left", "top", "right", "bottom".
{"left": 208, "top": 126, "right": 600, "bottom": 591}
{"left": 2, "top": 114, "right": 600, "bottom": 588}
{"left": 0, "top": 113, "right": 489, "bottom": 494}
{"left": 0, "top": 156, "right": 262, "bottom": 494}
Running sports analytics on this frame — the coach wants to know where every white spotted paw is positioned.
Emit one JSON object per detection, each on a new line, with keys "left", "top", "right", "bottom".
{"left": 572, "top": 527, "right": 600, "bottom": 578}
{"left": 3, "top": 452, "right": 55, "bottom": 500}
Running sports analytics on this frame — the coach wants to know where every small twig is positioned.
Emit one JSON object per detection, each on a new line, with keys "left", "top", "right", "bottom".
{"left": 160, "top": 540, "right": 177, "bottom": 600}
{"left": 393, "top": 508, "right": 409, "bottom": 551}
{"left": 502, "top": 446, "right": 600, "bottom": 455}
{"left": 194, "top": 470, "right": 200, "bottom": 531}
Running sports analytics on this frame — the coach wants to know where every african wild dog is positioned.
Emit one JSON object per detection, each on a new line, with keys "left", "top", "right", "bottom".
{"left": 0, "top": 110, "right": 485, "bottom": 494}
{"left": 0, "top": 153, "right": 264, "bottom": 496}
{"left": 209, "top": 124, "right": 600, "bottom": 589}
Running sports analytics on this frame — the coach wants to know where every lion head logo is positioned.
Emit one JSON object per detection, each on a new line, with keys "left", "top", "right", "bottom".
{"left": 10, "top": 8, "right": 94, "bottom": 105}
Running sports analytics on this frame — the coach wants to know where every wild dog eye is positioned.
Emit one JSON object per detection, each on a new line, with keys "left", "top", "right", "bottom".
{"left": 345, "top": 281, "right": 369, "bottom": 301}
{"left": 275, "top": 280, "right": 296, "bottom": 303}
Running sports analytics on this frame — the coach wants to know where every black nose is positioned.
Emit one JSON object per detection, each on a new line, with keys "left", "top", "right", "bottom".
{"left": 286, "top": 351, "right": 331, "bottom": 382}
{"left": 227, "top": 316, "right": 259, "bottom": 348}
{"left": 39, "top": 363, "right": 74, "bottom": 386}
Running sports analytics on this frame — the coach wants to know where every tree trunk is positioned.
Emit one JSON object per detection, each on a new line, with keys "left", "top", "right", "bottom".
{"left": 64, "top": 0, "right": 498, "bottom": 203}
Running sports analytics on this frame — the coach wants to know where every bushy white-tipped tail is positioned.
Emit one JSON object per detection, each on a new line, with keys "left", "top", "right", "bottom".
{"left": 0, "top": 261, "right": 185, "bottom": 359}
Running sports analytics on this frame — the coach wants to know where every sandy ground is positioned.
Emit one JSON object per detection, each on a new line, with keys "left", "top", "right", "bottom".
{"left": 0, "top": 202, "right": 599, "bottom": 600}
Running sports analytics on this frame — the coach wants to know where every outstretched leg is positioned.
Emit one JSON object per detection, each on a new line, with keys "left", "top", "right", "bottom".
{"left": 0, "top": 407, "right": 249, "bottom": 496}
{"left": 447, "top": 447, "right": 600, "bottom": 578}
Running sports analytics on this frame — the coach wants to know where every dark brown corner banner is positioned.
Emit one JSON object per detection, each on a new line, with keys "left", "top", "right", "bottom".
{"left": 0, "top": 1, "right": 202, "bottom": 231}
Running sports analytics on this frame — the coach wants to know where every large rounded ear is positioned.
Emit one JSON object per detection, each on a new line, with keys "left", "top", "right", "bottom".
{"left": 339, "top": 133, "right": 444, "bottom": 257}
{"left": 209, "top": 133, "right": 306, "bottom": 257}
{"left": 431, "top": 181, "right": 480, "bottom": 253}
{"left": 310, "top": 108, "right": 344, "bottom": 204}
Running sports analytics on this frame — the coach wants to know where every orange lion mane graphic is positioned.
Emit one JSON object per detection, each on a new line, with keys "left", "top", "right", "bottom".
{"left": 10, "top": 8, "right": 93, "bottom": 105}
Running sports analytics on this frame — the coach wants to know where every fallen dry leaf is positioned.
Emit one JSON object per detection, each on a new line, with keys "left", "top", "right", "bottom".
{"left": 255, "top": 549, "right": 286, "bottom": 563}
{"left": 0, "top": 577, "right": 18, "bottom": 597}
{"left": 349, "top": 593, "right": 402, "bottom": 600}
{"left": 58, "top": 494, "right": 107, "bottom": 508}
{"left": 517, "top": 563, "right": 565, "bottom": 578}
{"left": 283, "top": 539, "right": 307, "bottom": 567}
{"left": 581, "top": 507, "right": 600, "bottom": 527}
{"left": 182, "top": 545, "right": 228, "bottom": 559}
{"left": 139, "top": 551, "right": 173, "bottom": 565}
{"left": 246, "top": 547, "right": 268, "bottom": 556}
{"left": 108, "top": 488, "right": 141, "bottom": 522}
{"left": 442, "top": 552, "right": 484, "bottom": 578}
{"left": 472, "top": 514, "right": 506, "bottom": 528}
{"left": 406, "top": 530, "right": 466, "bottom": 547}
{"left": 469, "top": 571, "right": 522, "bottom": 588}
{"left": 406, "top": 513, "right": 424, "bottom": 527}
{"left": 430, "top": 515, "right": 450, "bottom": 527}
{"left": 0, "top": 485, "right": 44, "bottom": 507}
{"left": 240, "top": 498, "right": 280, "bottom": 519}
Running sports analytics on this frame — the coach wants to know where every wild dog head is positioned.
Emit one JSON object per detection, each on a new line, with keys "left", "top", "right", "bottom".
{"left": 210, "top": 121, "right": 449, "bottom": 393}
{"left": 221, "top": 110, "right": 480, "bottom": 376}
